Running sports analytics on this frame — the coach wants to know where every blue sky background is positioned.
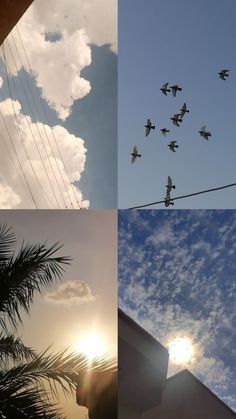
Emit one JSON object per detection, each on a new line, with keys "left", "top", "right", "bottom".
{"left": 118, "top": 0, "right": 236, "bottom": 209}
{"left": 119, "top": 210, "right": 236, "bottom": 410}
{"left": 65, "top": 45, "right": 117, "bottom": 208}
{"left": 0, "top": 44, "right": 116, "bottom": 208}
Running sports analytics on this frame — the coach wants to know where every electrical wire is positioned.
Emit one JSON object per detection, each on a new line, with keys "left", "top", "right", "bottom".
{"left": 1, "top": 43, "right": 57, "bottom": 209}
{"left": 5, "top": 37, "right": 66, "bottom": 209}
{"left": 128, "top": 182, "right": 236, "bottom": 210}
{"left": 10, "top": 32, "right": 75, "bottom": 209}
{"left": 15, "top": 23, "right": 82, "bottom": 208}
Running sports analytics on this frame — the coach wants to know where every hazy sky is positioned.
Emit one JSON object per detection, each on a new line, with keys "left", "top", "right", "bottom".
{"left": 118, "top": 0, "right": 236, "bottom": 209}
{"left": 0, "top": 0, "right": 117, "bottom": 209}
{"left": 119, "top": 210, "right": 236, "bottom": 411}
{"left": 0, "top": 210, "right": 117, "bottom": 418}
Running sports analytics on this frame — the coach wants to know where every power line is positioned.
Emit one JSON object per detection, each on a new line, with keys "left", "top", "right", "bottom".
{"left": 1, "top": 43, "right": 57, "bottom": 209}
{"left": 128, "top": 182, "right": 236, "bottom": 209}
{"left": 10, "top": 32, "right": 75, "bottom": 209}
{"left": 15, "top": 23, "right": 82, "bottom": 208}
{"left": 5, "top": 37, "right": 66, "bottom": 209}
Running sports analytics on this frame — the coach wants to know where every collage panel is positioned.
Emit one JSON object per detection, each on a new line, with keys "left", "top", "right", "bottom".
{"left": 0, "top": 209, "right": 117, "bottom": 418}
{"left": 118, "top": 0, "right": 236, "bottom": 209}
{"left": 118, "top": 210, "right": 236, "bottom": 418}
{"left": 0, "top": 0, "right": 117, "bottom": 209}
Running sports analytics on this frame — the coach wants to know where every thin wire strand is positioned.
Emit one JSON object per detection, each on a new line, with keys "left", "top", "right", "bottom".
{"left": 16, "top": 23, "right": 81, "bottom": 208}
{"left": 6, "top": 37, "right": 65, "bottom": 209}
{"left": 128, "top": 183, "right": 236, "bottom": 209}
{"left": 1, "top": 43, "right": 56, "bottom": 209}
{"left": 10, "top": 32, "right": 74, "bottom": 209}
{"left": 0, "top": 107, "right": 37, "bottom": 208}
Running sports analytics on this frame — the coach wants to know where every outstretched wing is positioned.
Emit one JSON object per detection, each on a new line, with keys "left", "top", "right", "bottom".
{"left": 167, "top": 176, "right": 172, "bottom": 190}
{"left": 145, "top": 125, "right": 151, "bottom": 136}
{"left": 131, "top": 146, "right": 137, "bottom": 163}
{"left": 200, "top": 125, "right": 206, "bottom": 133}
{"left": 171, "top": 86, "right": 177, "bottom": 97}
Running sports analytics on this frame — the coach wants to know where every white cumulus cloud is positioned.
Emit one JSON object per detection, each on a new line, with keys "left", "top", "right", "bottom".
{"left": 0, "top": 99, "right": 89, "bottom": 208}
{"left": 45, "top": 280, "right": 97, "bottom": 304}
{"left": 1, "top": 0, "right": 116, "bottom": 119}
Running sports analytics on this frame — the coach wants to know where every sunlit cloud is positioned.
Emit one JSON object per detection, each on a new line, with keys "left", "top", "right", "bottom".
{"left": 0, "top": 98, "right": 89, "bottom": 208}
{"left": 45, "top": 280, "right": 96, "bottom": 305}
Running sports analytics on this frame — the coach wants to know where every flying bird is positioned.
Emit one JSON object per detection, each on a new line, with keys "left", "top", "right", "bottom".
{"left": 170, "top": 84, "right": 182, "bottom": 97}
{"left": 131, "top": 146, "right": 141, "bottom": 164}
{"left": 160, "top": 82, "right": 171, "bottom": 95}
{"left": 160, "top": 128, "right": 170, "bottom": 136}
{"left": 164, "top": 190, "right": 174, "bottom": 207}
{"left": 168, "top": 140, "right": 179, "bottom": 152}
{"left": 145, "top": 118, "right": 155, "bottom": 137}
{"left": 170, "top": 113, "right": 182, "bottom": 127}
{"left": 166, "top": 176, "right": 176, "bottom": 193}
{"left": 218, "top": 69, "right": 229, "bottom": 80}
{"left": 199, "top": 125, "right": 211, "bottom": 140}
{"left": 179, "top": 103, "right": 189, "bottom": 118}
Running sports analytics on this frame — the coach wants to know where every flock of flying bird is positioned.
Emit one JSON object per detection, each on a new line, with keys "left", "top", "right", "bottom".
{"left": 130, "top": 69, "right": 230, "bottom": 207}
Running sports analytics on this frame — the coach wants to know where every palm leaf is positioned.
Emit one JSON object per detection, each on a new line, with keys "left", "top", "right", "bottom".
{"left": 0, "top": 333, "right": 35, "bottom": 365}
{"left": 0, "top": 224, "right": 15, "bottom": 263}
{"left": 0, "top": 241, "right": 71, "bottom": 331}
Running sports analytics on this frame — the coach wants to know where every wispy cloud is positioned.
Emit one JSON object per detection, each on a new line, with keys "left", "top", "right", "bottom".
{"left": 119, "top": 210, "right": 236, "bottom": 410}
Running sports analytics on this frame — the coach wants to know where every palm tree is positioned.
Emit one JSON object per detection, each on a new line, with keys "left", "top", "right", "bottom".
{"left": 0, "top": 224, "right": 116, "bottom": 418}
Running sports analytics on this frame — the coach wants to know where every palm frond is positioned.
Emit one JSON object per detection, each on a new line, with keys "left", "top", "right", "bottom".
{"left": 0, "top": 224, "right": 15, "bottom": 263}
{"left": 0, "top": 348, "right": 116, "bottom": 400}
{"left": 0, "top": 333, "right": 35, "bottom": 365}
{"left": 0, "top": 241, "right": 71, "bottom": 331}
{"left": 0, "top": 381, "right": 63, "bottom": 418}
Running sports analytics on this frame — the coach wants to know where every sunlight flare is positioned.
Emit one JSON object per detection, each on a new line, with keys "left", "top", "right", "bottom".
{"left": 73, "top": 331, "right": 108, "bottom": 360}
{"left": 168, "top": 336, "right": 194, "bottom": 365}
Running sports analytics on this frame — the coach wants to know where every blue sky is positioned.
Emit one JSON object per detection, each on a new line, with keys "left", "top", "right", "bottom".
{"left": 0, "top": 0, "right": 116, "bottom": 209}
{"left": 119, "top": 210, "right": 236, "bottom": 410}
{"left": 118, "top": 0, "right": 236, "bottom": 209}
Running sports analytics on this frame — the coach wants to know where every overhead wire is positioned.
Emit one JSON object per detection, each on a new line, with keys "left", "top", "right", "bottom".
{"left": 1, "top": 43, "right": 57, "bottom": 209}
{"left": 0, "top": 103, "right": 37, "bottom": 208}
{"left": 5, "top": 37, "right": 66, "bottom": 209}
{"left": 15, "top": 23, "right": 82, "bottom": 208}
{"left": 128, "top": 182, "right": 236, "bottom": 210}
{"left": 10, "top": 32, "right": 75, "bottom": 209}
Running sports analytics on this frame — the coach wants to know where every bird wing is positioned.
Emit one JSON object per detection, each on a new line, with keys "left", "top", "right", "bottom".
{"left": 200, "top": 125, "right": 206, "bottom": 132}
{"left": 145, "top": 126, "right": 151, "bottom": 136}
{"left": 162, "top": 82, "right": 169, "bottom": 89}
{"left": 131, "top": 154, "right": 136, "bottom": 164}
{"left": 168, "top": 176, "right": 172, "bottom": 188}
{"left": 171, "top": 87, "right": 177, "bottom": 97}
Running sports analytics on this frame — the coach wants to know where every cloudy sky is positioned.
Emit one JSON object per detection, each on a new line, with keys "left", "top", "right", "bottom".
{"left": 119, "top": 0, "right": 236, "bottom": 209}
{"left": 0, "top": 0, "right": 117, "bottom": 209}
{"left": 0, "top": 210, "right": 117, "bottom": 418}
{"left": 119, "top": 210, "right": 236, "bottom": 410}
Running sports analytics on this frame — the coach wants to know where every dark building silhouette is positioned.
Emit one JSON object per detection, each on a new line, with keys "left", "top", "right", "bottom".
{"left": 76, "top": 369, "right": 117, "bottom": 419}
{"left": 0, "top": 0, "right": 34, "bottom": 45}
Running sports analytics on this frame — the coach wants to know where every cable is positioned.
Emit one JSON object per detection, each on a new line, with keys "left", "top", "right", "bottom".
{"left": 10, "top": 32, "right": 75, "bottom": 209}
{"left": 1, "top": 43, "right": 57, "bottom": 209}
{"left": 128, "top": 182, "right": 236, "bottom": 209}
{"left": 16, "top": 23, "right": 82, "bottom": 208}
{"left": 5, "top": 37, "right": 66, "bottom": 209}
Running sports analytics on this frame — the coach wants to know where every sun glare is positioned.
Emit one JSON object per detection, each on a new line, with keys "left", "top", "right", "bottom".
{"left": 168, "top": 336, "right": 194, "bottom": 365}
{"left": 73, "top": 331, "right": 108, "bottom": 360}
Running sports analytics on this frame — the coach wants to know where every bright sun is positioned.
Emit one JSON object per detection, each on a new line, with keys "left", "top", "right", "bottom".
{"left": 168, "top": 336, "right": 194, "bottom": 365}
{"left": 73, "top": 331, "right": 108, "bottom": 360}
